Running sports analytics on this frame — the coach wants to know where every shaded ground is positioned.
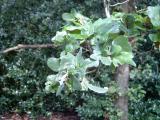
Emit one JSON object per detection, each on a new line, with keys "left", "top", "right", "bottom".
{"left": 1, "top": 112, "right": 79, "bottom": 120}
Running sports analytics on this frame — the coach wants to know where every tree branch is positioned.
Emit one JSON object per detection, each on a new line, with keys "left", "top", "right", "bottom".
{"left": 103, "top": 0, "right": 111, "bottom": 18}
{"left": 110, "top": 0, "right": 129, "bottom": 7}
{"left": 1, "top": 44, "right": 55, "bottom": 54}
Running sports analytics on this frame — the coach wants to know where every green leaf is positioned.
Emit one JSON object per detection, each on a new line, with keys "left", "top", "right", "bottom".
{"left": 73, "top": 12, "right": 89, "bottom": 24}
{"left": 69, "top": 34, "right": 89, "bottom": 40}
{"left": 111, "top": 36, "right": 135, "bottom": 66}
{"left": 111, "top": 44, "right": 122, "bottom": 55}
{"left": 60, "top": 53, "right": 75, "bottom": 70}
{"left": 87, "top": 83, "right": 108, "bottom": 94}
{"left": 112, "top": 58, "right": 121, "bottom": 67}
{"left": 94, "top": 18, "right": 121, "bottom": 35}
{"left": 112, "top": 36, "right": 132, "bottom": 52}
{"left": 47, "top": 75, "right": 57, "bottom": 81}
{"left": 114, "top": 52, "right": 136, "bottom": 66}
{"left": 82, "top": 22, "right": 95, "bottom": 36}
{"left": 149, "top": 33, "right": 160, "bottom": 42}
{"left": 64, "top": 26, "right": 82, "bottom": 31}
{"left": 80, "top": 78, "right": 89, "bottom": 91}
{"left": 65, "top": 44, "right": 75, "bottom": 52}
{"left": 72, "top": 76, "right": 81, "bottom": 90}
{"left": 147, "top": 6, "right": 160, "bottom": 27}
{"left": 62, "top": 13, "right": 75, "bottom": 21}
{"left": 47, "top": 58, "right": 60, "bottom": 72}
{"left": 90, "top": 53, "right": 100, "bottom": 60}
{"left": 76, "top": 49, "right": 99, "bottom": 69}
{"left": 86, "top": 60, "right": 99, "bottom": 68}
{"left": 90, "top": 45, "right": 101, "bottom": 60}
{"left": 56, "top": 84, "right": 64, "bottom": 96}
{"left": 45, "top": 75, "right": 59, "bottom": 93}
{"left": 100, "top": 56, "right": 112, "bottom": 66}
{"left": 51, "top": 31, "right": 67, "bottom": 43}
{"left": 75, "top": 48, "right": 84, "bottom": 64}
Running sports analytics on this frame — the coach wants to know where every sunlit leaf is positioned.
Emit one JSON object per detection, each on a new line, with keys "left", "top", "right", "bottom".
{"left": 51, "top": 31, "right": 67, "bottom": 43}
{"left": 60, "top": 53, "right": 75, "bottom": 70}
{"left": 147, "top": 6, "right": 160, "bottom": 27}
{"left": 72, "top": 76, "right": 81, "bottom": 90}
{"left": 47, "top": 58, "right": 60, "bottom": 72}
{"left": 149, "top": 33, "right": 160, "bottom": 42}
{"left": 64, "top": 26, "right": 82, "bottom": 31}
{"left": 113, "top": 36, "right": 132, "bottom": 52}
{"left": 114, "top": 52, "right": 136, "bottom": 66}
{"left": 56, "top": 84, "right": 64, "bottom": 96}
{"left": 87, "top": 83, "right": 108, "bottom": 94}
{"left": 45, "top": 75, "right": 59, "bottom": 93}
{"left": 94, "top": 18, "right": 120, "bottom": 35}
{"left": 62, "top": 13, "right": 75, "bottom": 21}
{"left": 100, "top": 56, "right": 112, "bottom": 66}
{"left": 47, "top": 75, "right": 57, "bottom": 81}
{"left": 87, "top": 60, "right": 99, "bottom": 68}
{"left": 111, "top": 44, "right": 122, "bottom": 55}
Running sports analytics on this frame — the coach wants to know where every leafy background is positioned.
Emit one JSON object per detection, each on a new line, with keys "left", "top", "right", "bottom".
{"left": 0, "top": 0, "right": 160, "bottom": 119}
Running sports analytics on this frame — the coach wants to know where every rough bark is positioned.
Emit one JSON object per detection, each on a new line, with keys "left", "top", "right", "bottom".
{"left": 115, "top": 65, "right": 129, "bottom": 120}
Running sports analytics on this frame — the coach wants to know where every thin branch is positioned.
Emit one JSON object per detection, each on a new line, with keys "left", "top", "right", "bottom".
{"left": 110, "top": 0, "right": 129, "bottom": 7}
{"left": 103, "top": 0, "right": 111, "bottom": 18}
{"left": 1, "top": 44, "right": 55, "bottom": 54}
{"left": 86, "top": 69, "right": 97, "bottom": 74}
{"left": 136, "top": 8, "right": 146, "bottom": 13}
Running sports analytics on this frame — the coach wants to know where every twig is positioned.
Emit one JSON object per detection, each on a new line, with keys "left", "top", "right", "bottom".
{"left": 136, "top": 8, "right": 146, "bottom": 13}
{"left": 1, "top": 44, "right": 55, "bottom": 54}
{"left": 86, "top": 69, "right": 97, "bottom": 74}
{"left": 103, "top": 0, "right": 111, "bottom": 18}
{"left": 110, "top": 0, "right": 129, "bottom": 7}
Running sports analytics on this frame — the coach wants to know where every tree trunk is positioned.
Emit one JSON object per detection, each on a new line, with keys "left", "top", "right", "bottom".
{"left": 115, "top": 1, "right": 135, "bottom": 120}
{"left": 115, "top": 65, "right": 129, "bottom": 120}
{"left": 103, "top": 0, "right": 135, "bottom": 120}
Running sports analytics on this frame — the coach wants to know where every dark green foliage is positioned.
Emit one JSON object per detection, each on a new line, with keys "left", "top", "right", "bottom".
{"left": 0, "top": 0, "right": 160, "bottom": 120}
{"left": 76, "top": 94, "right": 118, "bottom": 120}
{"left": 135, "top": 0, "right": 159, "bottom": 9}
{"left": 130, "top": 100, "right": 160, "bottom": 120}
{"left": 129, "top": 38, "right": 160, "bottom": 119}
{"left": 0, "top": 0, "right": 104, "bottom": 117}
{"left": 76, "top": 71, "right": 120, "bottom": 120}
